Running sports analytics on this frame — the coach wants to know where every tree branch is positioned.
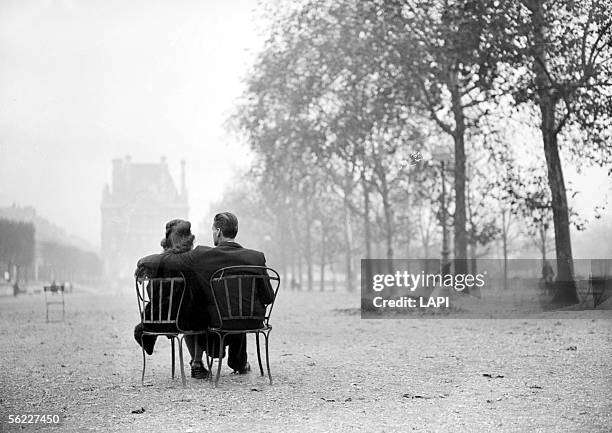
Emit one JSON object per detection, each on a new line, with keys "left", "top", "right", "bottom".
{"left": 416, "top": 77, "right": 454, "bottom": 135}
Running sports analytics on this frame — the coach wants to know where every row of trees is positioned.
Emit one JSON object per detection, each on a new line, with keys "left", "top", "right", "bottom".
{"left": 38, "top": 242, "right": 102, "bottom": 283}
{"left": 0, "top": 218, "right": 102, "bottom": 284}
{"left": 218, "top": 0, "right": 610, "bottom": 303}
{"left": 0, "top": 219, "right": 35, "bottom": 282}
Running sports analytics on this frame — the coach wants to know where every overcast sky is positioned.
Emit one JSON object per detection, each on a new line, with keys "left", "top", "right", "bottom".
{"left": 0, "top": 0, "right": 265, "bottom": 246}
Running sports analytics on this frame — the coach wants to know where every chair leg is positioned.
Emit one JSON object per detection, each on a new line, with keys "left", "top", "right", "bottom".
{"left": 214, "top": 333, "right": 225, "bottom": 388}
{"left": 171, "top": 337, "right": 176, "bottom": 379}
{"left": 206, "top": 355, "right": 212, "bottom": 382}
{"left": 140, "top": 336, "right": 146, "bottom": 385}
{"left": 255, "top": 333, "right": 264, "bottom": 376}
{"left": 178, "top": 336, "right": 186, "bottom": 387}
{"left": 205, "top": 333, "right": 213, "bottom": 379}
{"left": 264, "top": 332, "right": 272, "bottom": 385}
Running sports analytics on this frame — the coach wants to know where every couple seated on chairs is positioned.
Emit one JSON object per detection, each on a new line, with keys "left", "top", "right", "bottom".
{"left": 133, "top": 212, "right": 275, "bottom": 380}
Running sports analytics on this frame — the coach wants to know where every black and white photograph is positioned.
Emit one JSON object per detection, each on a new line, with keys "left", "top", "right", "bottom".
{"left": 1, "top": 0, "right": 611, "bottom": 431}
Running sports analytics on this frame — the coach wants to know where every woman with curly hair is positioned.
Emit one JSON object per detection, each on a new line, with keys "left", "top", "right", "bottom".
{"left": 133, "top": 219, "right": 210, "bottom": 379}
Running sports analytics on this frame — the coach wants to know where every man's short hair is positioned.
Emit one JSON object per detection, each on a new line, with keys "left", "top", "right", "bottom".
{"left": 213, "top": 212, "right": 238, "bottom": 238}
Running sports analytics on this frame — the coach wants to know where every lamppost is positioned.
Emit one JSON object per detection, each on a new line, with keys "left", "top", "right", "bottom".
{"left": 433, "top": 145, "right": 453, "bottom": 275}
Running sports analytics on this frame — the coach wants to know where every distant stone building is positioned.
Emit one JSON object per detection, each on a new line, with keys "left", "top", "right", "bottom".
{"left": 101, "top": 156, "right": 188, "bottom": 279}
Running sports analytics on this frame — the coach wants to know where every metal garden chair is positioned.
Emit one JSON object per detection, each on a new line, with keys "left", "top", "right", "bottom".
{"left": 44, "top": 283, "right": 65, "bottom": 322}
{"left": 205, "top": 266, "right": 280, "bottom": 387}
{"left": 135, "top": 273, "right": 205, "bottom": 386}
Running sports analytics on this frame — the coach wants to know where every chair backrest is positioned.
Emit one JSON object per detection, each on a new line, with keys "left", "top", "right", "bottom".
{"left": 209, "top": 266, "right": 280, "bottom": 329}
{"left": 135, "top": 274, "right": 186, "bottom": 326}
{"left": 44, "top": 284, "right": 65, "bottom": 293}
{"left": 44, "top": 285, "right": 64, "bottom": 305}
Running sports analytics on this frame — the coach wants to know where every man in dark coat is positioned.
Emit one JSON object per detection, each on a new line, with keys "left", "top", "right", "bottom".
{"left": 137, "top": 212, "right": 275, "bottom": 377}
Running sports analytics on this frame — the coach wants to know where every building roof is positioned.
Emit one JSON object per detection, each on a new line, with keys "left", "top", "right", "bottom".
{"left": 102, "top": 157, "right": 187, "bottom": 206}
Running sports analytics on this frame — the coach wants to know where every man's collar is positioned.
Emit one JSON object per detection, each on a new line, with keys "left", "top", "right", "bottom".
{"left": 217, "top": 240, "right": 242, "bottom": 248}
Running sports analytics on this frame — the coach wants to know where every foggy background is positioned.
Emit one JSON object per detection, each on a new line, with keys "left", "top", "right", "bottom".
{"left": 0, "top": 0, "right": 264, "bottom": 247}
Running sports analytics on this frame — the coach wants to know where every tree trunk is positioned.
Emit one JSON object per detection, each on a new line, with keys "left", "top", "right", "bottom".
{"left": 330, "top": 260, "right": 337, "bottom": 292}
{"left": 440, "top": 162, "right": 451, "bottom": 275}
{"left": 540, "top": 224, "right": 547, "bottom": 261}
{"left": 305, "top": 210, "right": 313, "bottom": 292}
{"left": 420, "top": 207, "right": 431, "bottom": 260}
{"left": 297, "top": 255, "right": 303, "bottom": 291}
{"left": 405, "top": 235, "right": 411, "bottom": 260}
{"left": 449, "top": 70, "right": 468, "bottom": 274}
{"left": 542, "top": 116, "right": 577, "bottom": 303}
{"left": 469, "top": 242, "right": 477, "bottom": 274}
{"left": 466, "top": 176, "right": 475, "bottom": 274}
{"left": 320, "top": 224, "right": 326, "bottom": 292}
{"left": 502, "top": 209, "right": 508, "bottom": 291}
{"left": 374, "top": 237, "right": 382, "bottom": 258}
{"left": 343, "top": 194, "right": 354, "bottom": 292}
{"left": 362, "top": 174, "right": 374, "bottom": 291}
{"left": 362, "top": 173, "right": 372, "bottom": 259}
{"left": 531, "top": 0, "right": 578, "bottom": 304}
{"left": 290, "top": 247, "right": 296, "bottom": 291}
{"left": 380, "top": 176, "right": 394, "bottom": 260}
{"left": 279, "top": 222, "right": 287, "bottom": 284}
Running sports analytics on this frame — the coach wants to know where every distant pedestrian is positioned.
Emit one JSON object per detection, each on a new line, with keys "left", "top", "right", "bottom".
{"left": 542, "top": 260, "right": 554, "bottom": 295}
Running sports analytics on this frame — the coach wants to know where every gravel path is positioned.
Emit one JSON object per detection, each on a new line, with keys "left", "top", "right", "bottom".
{"left": 1, "top": 290, "right": 611, "bottom": 432}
